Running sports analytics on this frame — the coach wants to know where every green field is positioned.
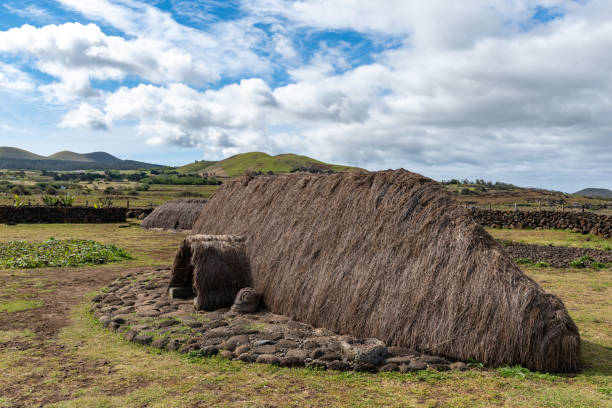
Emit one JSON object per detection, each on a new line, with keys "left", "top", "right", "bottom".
{"left": 0, "top": 224, "right": 610, "bottom": 407}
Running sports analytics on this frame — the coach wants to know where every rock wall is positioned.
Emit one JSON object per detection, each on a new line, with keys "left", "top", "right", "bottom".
{"left": 470, "top": 209, "right": 612, "bottom": 238}
{"left": 0, "top": 206, "right": 126, "bottom": 224}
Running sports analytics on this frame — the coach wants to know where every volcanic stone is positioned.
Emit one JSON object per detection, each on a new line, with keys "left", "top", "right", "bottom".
{"left": 256, "top": 354, "right": 280, "bottom": 365}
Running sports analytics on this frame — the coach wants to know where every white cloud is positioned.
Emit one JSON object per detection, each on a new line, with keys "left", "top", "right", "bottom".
{"left": 0, "top": 63, "right": 34, "bottom": 91}
{"left": 1, "top": 0, "right": 612, "bottom": 190}
{"left": 60, "top": 103, "right": 109, "bottom": 130}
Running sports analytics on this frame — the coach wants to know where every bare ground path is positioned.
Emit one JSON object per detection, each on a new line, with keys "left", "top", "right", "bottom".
{"left": 0, "top": 265, "right": 149, "bottom": 407}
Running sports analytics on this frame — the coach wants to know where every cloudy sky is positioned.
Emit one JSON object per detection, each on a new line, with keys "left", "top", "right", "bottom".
{"left": 0, "top": 0, "right": 610, "bottom": 191}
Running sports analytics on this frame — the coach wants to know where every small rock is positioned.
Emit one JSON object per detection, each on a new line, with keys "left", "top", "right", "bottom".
{"left": 379, "top": 363, "right": 399, "bottom": 372}
{"left": 383, "top": 356, "right": 413, "bottom": 365}
{"left": 256, "top": 354, "right": 280, "bottom": 365}
{"left": 418, "top": 355, "right": 449, "bottom": 365}
{"left": 204, "top": 320, "right": 229, "bottom": 330}
{"left": 279, "top": 356, "right": 305, "bottom": 368}
{"left": 133, "top": 335, "right": 153, "bottom": 345}
{"left": 184, "top": 321, "right": 203, "bottom": 328}
{"left": 253, "top": 345, "right": 278, "bottom": 355}
{"left": 275, "top": 339, "right": 301, "bottom": 349}
{"left": 158, "top": 319, "right": 179, "bottom": 328}
{"left": 255, "top": 332, "right": 283, "bottom": 342}
{"left": 220, "top": 350, "right": 234, "bottom": 359}
{"left": 285, "top": 349, "right": 309, "bottom": 360}
{"left": 219, "top": 335, "right": 250, "bottom": 351}
{"left": 168, "top": 286, "right": 194, "bottom": 299}
{"left": 303, "top": 340, "right": 319, "bottom": 350}
{"left": 253, "top": 340, "right": 275, "bottom": 347}
{"left": 123, "top": 330, "right": 138, "bottom": 342}
{"left": 151, "top": 338, "right": 167, "bottom": 349}
{"left": 341, "top": 339, "right": 387, "bottom": 365}
{"left": 231, "top": 287, "right": 260, "bottom": 314}
{"left": 400, "top": 361, "right": 427, "bottom": 373}
{"left": 353, "top": 362, "right": 378, "bottom": 373}
{"left": 430, "top": 364, "right": 450, "bottom": 371}
{"left": 237, "top": 353, "right": 256, "bottom": 363}
{"left": 234, "top": 345, "right": 250, "bottom": 355}
{"left": 201, "top": 345, "right": 219, "bottom": 357}
{"left": 204, "top": 327, "right": 231, "bottom": 339}
{"left": 166, "top": 339, "right": 183, "bottom": 352}
{"left": 99, "top": 316, "right": 111, "bottom": 327}
{"left": 326, "top": 360, "right": 350, "bottom": 371}
{"left": 318, "top": 351, "right": 342, "bottom": 362}
{"left": 450, "top": 362, "right": 468, "bottom": 371}
{"left": 111, "top": 316, "right": 126, "bottom": 325}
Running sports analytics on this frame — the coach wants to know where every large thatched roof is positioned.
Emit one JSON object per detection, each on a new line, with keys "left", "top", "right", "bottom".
{"left": 191, "top": 170, "right": 582, "bottom": 372}
{"left": 141, "top": 198, "right": 207, "bottom": 230}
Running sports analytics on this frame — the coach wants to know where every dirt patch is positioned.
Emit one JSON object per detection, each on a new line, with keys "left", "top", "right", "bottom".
{"left": 0, "top": 265, "right": 152, "bottom": 407}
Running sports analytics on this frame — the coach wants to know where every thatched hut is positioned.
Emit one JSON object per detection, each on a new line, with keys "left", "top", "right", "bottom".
{"left": 169, "top": 235, "right": 251, "bottom": 311}
{"left": 141, "top": 198, "right": 207, "bottom": 230}
{"left": 191, "top": 170, "right": 582, "bottom": 372}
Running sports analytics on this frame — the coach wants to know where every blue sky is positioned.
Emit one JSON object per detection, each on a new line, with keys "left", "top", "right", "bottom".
{"left": 0, "top": 0, "right": 611, "bottom": 192}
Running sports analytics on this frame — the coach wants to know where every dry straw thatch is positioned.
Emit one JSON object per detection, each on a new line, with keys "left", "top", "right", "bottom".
{"left": 169, "top": 235, "right": 251, "bottom": 311}
{"left": 191, "top": 170, "right": 582, "bottom": 372}
{"left": 141, "top": 198, "right": 207, "bottom": 230}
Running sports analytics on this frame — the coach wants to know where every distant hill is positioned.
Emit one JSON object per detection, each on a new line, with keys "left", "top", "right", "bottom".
{"left": 177, "top": 152, "right": 363, "bottom": 177}
{"left": 574, "top": 188, "right": 612, "bottom": 198}
{"left": 0, "top": 147, "right": 161, "bottom": 170}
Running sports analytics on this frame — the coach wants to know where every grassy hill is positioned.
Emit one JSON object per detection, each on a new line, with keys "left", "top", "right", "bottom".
{"left": 0, "top": 147, "right": 160, "bottom": 170}
{"left": 0, "top": 147, "right": 46, "bottom": 160}
{"left": 574, "top": 188, "right": 612, "bottom": 198}
{"left": 48, "top": 151, "right": 94, "bottom": 162}
{"left": 177, "top": 152, "right": 361, "bottom": 176}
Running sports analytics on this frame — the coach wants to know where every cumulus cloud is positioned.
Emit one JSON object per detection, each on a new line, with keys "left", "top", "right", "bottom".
{"left": 1, "top": 0, "right": 611, "bottom": 190}
{"left": 0, "top": 63, "right": 34, "bottom": 91}
{"left": 60, "top": 103, "right": 109, "bottom": 130}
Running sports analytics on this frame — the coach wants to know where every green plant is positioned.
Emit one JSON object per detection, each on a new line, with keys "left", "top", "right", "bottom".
{"left": 497, "top": 365, "right": 557, "bottom": 381}
{"left": 513, "top": 257, "right": 532, "bottom": 265}
{"left": 569, "top": 255, "right": 594, "bottom": 268}
{"left": 603, "top": 245, "right": 611, "bottom": 251}
{"left": 0, "top": 238, "right": 131, "bottom": 269}
{"left": 57, "top": 193, "right": 75, "bottom": 206}
{"left": 591, "top": 261, "right": 608, "bottom": 270}
{"left": 466, "top": 359, "right": 484, "bottom": 369}
{"left": 535, "top": 261, "right": 550, "bottom": 268}
{"left": 42, "top": 194, "right": 58, "bottom": 206}
{"left": 94, "top": 197, "right": 114, "bottom": 209}
{"left": 13, "top": 194, "right": 25, "bottom": 207}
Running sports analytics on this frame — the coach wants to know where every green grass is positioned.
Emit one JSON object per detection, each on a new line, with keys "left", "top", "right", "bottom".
{"left": 487, "top": 227, "right": 612, "bottom": 250}
{"left": 0, "top": 299, "right": 43, "bottom": 312}
{"left": 0, "top": 238, "right": 131, "bottom": 268}
{"left": 0, "top": 225, "right": 610, "bottom": 407}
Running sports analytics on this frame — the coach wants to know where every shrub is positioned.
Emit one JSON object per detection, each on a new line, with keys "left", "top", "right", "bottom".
{"left": 569, "top": 255, "right": 594, "bottom": 268}
{"left": 535, "top": 261, "right": 550, "bottom": 268}
{"left": 0, "top": 238, "right": 131, "bottom": 268}
{"left": 591, "top": 261, "right": 608, "bottom": 270}
{"left": 513, "top": 257, "right": 532, "bottom": 265}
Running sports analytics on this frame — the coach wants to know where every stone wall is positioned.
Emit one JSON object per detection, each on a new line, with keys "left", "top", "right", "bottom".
{"left": 0, "top": 206, "right": 126, "bottom": 224}
{"left": 470, "top": 208, "right": 612, "bottom": 238}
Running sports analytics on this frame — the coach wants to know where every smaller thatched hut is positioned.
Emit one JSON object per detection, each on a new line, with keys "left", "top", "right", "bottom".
{"left": 141, "top": 198, "right": 207, "bottom": 230}
{"left": 169, "top": 235, "right": 252, "bottom": 311}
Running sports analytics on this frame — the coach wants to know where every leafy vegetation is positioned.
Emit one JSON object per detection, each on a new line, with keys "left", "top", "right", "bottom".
{"left": 41, "top": 193, "right": 75, "bottom": 206}
{"left": 570, "top": 255, "right": 595, "bottom": 268}
{"left": 0, "top": 238, "right": 131, "bottom": 269}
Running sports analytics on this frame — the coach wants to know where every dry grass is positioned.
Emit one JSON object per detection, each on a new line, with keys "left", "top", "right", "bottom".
{"left": 170, "top": 235, "right": 252, "bottom": 311}
{"left": 192, "top": 171, "right": 581, "bottom": 372}
{"left": 142, "top": 198, "right": 207, "bottom": 230}
{"left": 0, "top": 224, "right": 610, "bottom": 407}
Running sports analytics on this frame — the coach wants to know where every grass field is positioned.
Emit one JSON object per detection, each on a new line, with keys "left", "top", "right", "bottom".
{"left": 0, "top": 225, "right": 611, "bottom": 407}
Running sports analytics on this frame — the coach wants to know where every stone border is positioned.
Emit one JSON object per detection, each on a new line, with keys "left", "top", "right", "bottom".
{"left": 91, "top": 270, "right": 471, "bottom": 374}
{"left": 0, "top": 206, "right": 126, "bottom": 224}
{"left": 470, "top": 209, "right": 612, "bottom": 238}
